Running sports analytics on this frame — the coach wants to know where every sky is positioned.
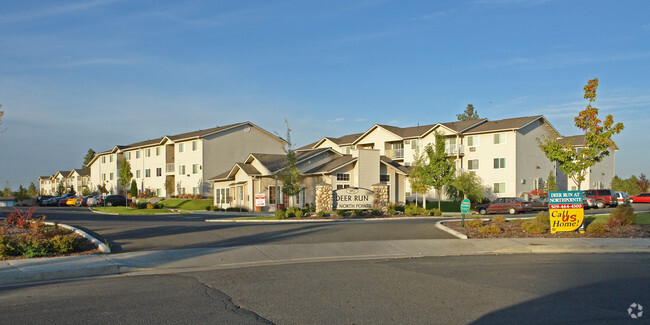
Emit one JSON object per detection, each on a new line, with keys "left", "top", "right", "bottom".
{"left": 1, "top": 0, "right": 649, "bottom": 190}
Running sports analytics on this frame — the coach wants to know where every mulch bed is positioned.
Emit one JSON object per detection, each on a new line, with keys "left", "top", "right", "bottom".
{"left": 1, "top": 225, "right": 100, "bottom": 261}
{"left": 444, "top": 219, "right": 650, "bottom": 239}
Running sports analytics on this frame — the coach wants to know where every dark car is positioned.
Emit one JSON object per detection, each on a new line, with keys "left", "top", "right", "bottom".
{"left": 99, "top": 195, "right": 129, "bottom": 207}
{"left": 475, "top": 197, "right": 533, "bottom": 215}
{"left": 75, "top": 195, "right": 93, "bottom": 207}
{"left": 582, "top": 189, "right": 618, "bottom": 209}
{"left": 531, "top": 196, "right": 549, "bottom": 211}
{"left": 36, "top": 195, "right": 54, "bottom": 206}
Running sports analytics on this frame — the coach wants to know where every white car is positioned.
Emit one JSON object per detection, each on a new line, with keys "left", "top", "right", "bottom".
{"left": 615, "top": 191, "right": 631, "bottom": 205}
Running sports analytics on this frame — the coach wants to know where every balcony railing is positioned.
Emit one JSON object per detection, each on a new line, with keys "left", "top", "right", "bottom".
{"left": 445, "top": 145, "right": 465, "bottom": 156}
{"left": 166, "top": 163, "right": 175, "bottom": 173}
{"left": 385, "top": 148, "right": 404, "bottom": 159}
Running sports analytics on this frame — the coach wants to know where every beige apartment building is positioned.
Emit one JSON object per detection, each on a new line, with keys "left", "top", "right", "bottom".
{"left": 301, "top": 115, "right": 615, "bottom": 200}
{"left": 86, "top": 122, "right": 286, "bottom": 196}
{"left": 38, "top": 169, "right": 89, "bottom": 195}
{"left": 209, "top": 148, "right": 410, "bottom": 211}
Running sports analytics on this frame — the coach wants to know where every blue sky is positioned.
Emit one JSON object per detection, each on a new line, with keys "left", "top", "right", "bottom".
{"left": 1, "top": 0, "right": 649, "bottom": 189}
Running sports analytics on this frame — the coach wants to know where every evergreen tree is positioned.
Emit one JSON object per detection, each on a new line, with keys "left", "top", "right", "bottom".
{"left": 546, "top": 170, "right": 558, "bottom": 192}
{"left": 637, "top": 174, "right": 649, "bottom": 193}
{"left": 56, "top": 182, "right": 66, "bottom": 196}
{"left": 130, "top": 179, "right": 138, "bottom": 198}
{"left": 27, "top": 182, "right": 38, "bottom": 197}
{"left": 456, "top": 104, "right": 480, "bottom": 121}
{"left": 83, "top": 148, "right": 96, "bottom": 169}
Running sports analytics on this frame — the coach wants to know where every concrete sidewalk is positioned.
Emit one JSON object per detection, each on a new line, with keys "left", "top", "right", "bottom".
{"left": 1, "top": 238, "right": 648, "bottom": 286}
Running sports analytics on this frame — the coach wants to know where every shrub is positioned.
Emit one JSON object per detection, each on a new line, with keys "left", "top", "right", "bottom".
{"left": 317, "top": 211, "right": 326, "bottom": 218}
{"left": 286, "top": 206, "right": 301, "bottom": 218}
{"left": 295, "top": 210, "right": 304, "bottom": 218}
{"left": 607, "top": 205, "right": 635, "bottom": 228}
{"left": 522, "top": 221, "right": 549, "bottom": 234}
{"left": 492, "top": 216, "right": 506, "bottom": 223}
{"left": 405, "top": 204, "right": 426, "bottom": 215}
{"left": 586, "top": 222, "right": 608, "bottom": 234}
{"left": 49, "top": 234, "right": 80, "bottom": 254}
{"left": 352, "top": 209, "right": 363, "bottom": 217}
{"left": 5, "top": 207, "right": 40, "bottom": 229}
{"left": 371, "top": 209, "right": 381, "bottom": 216}
{"left": 0, "top": 235, "right": 18, "bottom": 257}
{"left": 428, "top": 208, "right": 442, "bottom": 216}
{"left": 205, "top": 205, "right": 212, "bottom": 211}
{"left": 465, "top": 219, "right": 483, "bottom": 228}
{"left": 479, "top": 224, "right": 502, "bottom": 235}
{"left": 335, "top": 210, "right": 347, "bottom": 217}
{"left": 535, "top": 211, "right": 550, "bottom": 224}
{"left": 146, "top": 203, "right": 155, "bottom": 210}
{"left": 388, "top": 208, "right": 397, "bottom": 215}
{"left": 275, "top": 210, "right": 286, "bottom": 219}
{"left": 17, "top": 234, "right": 49, "bottom": 258}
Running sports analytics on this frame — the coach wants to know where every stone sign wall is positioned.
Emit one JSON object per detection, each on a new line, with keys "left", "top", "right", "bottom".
{"left": 333, "top": 187, "right": 374, "bottom": 210}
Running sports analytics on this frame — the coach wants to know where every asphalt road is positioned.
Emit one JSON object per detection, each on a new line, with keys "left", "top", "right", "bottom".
{"left": 1, "top": 253, "right": 647, "bottom": 324}
{"left": 0, "top": 207, "right": 458, "bottom": 252}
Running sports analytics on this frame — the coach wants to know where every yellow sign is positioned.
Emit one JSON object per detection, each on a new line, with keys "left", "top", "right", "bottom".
{"left": 549, "top": 191, "right": 584, "bottom": 234}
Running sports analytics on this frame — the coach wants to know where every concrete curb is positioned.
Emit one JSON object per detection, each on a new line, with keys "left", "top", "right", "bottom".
{"left": 44, "top": 221, "right": 110, "bottom": 254}
{"left": 205, "top": 216, "right": 449, "bottom": 223}
{"left": 436, "top": 221, "right": 468, "bottom": 239}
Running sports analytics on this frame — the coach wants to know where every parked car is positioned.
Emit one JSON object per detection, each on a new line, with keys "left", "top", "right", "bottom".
{"left": 475, "top": 197, "right": 533, "bottom": 215}
{"left": 66, "top": 197, "right": 80, "bottom": 206}
{"left": 582, "top": 189, "right": 618, "bottom": 209}
{"left": 531, "top": 196, "right": 549, "bottom": 211}
{"left": 582, "top": 193, "right": 596, "bottom": 209}
{"left": 36, "top": 195, "right": 54, "bottom": 206}
{"left": 76, "top": 195, "right": 93, "bottom": 207}
{"left": 615, "top": 191, "right": 631, "bottom": 205}
{"left": 94, "top": 195, "right": 130, "bottom": 207}
{"left": 58, "top": 198, "right": 71, "bottom": 206}
{"left": 630, "top": 193, "right": 650, "bottom": 203}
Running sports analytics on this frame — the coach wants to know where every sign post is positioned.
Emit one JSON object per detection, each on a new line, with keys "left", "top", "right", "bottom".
{"left": 255, "top": 193, "right": 266, "bottom": 219}
{"left": 549, "top": 191, "right": 584, "bottom": 234}
{"left": 460, "top": 198, "right": 471, "bottom": 227}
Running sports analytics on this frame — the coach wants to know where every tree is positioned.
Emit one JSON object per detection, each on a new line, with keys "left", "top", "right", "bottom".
{"left": 68, "top": 185, "right": 76, "bottom": 196}
{"left": 408, "top": 150, "right": 431, "bottom": 207}
{"left": 449, "top": 171, "right": 486, "bottom": 203}
{"left": 27, "top": 182, "right": 38, "bottom": 197}
{"left": 611, "top": 175, "right": 642, "bottom": 196}
{"left": 15, "top": 185, "right": 30, "bottom": 201}
{"left": 97, "top": 184, "right": 109, "bottom": 195}
{"left": 637, "top": 174, "right": 649, "bottom": 193}
{"left": 82, "top": 187, "right": 92, "bottom": 196}
{"left": 422, "top": 132, "right": 456, "bottom": 210}
{"left": 130, "top": 179, "right": 138, "bottom": 198}
{"left": 538, "top": 78, "right": 624, "bottom": 190}
{"left": 118, "top": 158, "right": 133, "bottom": 193}
{"left": 56, "top": 182, "right": 66, "bottom": 196}
{"left": 456, "top": 104, "right": 479, "bottom": 121}
{"left": 164, "top": 178, "right": 174, "bottom": 197}
{"left": 83, "top": 148, "right": 96, "bottom": 169}
{"left": 546, "top": 170, "right": 558, "bottom": 192}
{"left": 276, "top": 119, "right": 302, "bottom": 207}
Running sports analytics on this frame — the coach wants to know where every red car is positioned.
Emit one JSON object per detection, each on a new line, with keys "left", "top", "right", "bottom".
{"left": 475, "top": 197, "right": 533, "bottom": 215}
{"left": 630, "top": 193, "right": 650, "bottom": 203}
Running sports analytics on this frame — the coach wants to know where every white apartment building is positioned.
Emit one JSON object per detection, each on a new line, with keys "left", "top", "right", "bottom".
{"left": 87, "top": 122, "right": 286, "bottom": 196}
{"left": 300, "top": 115, "right": 616, "bottom": 200}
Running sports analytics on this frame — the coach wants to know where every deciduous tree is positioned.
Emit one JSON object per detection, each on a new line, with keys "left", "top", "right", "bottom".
{"left": 276, "top": 119, "right": 302, "bottom": 207}
{"left": 538, "top": 78, "right": 624, "bottom": 190}
{"left": 119, "top": 158, "right": 133, "bottom": 193}
{"left": 637, "top": 174, "right": 649, "bottom": 193}
{"left": 408, "top": 150, "right": 431, "bottom": 207}
{"left": 449, "top": 171, "right": 486, "bottom": 202}
{"left": 456, "top": 104, "right": 479, "bottom": 121}
{"left": 422, "top": 132, "right": 456, "bottom": 210}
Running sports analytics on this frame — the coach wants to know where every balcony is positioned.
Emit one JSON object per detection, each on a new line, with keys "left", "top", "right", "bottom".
{"left": 384, "top": 148, "right": 404, "bottom": 159}
{"left": 445, "top": 145, "right": 465, "bottom": 156}
{"left": 166, "top": 163, "right": 175, "bottom": 174}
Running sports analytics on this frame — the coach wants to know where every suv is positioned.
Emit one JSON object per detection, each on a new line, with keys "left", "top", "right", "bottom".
{"left": 583, "top": 189, "right": 618, "bottom": 209}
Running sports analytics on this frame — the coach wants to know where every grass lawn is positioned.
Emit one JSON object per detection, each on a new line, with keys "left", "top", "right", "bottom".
{"left": 585, "top": 212, "right": 650, "bottom": 225}
{"left": 227, "top": 216, "right": 280, "bottom": 221}
{"left": 91, "top": 207, "right": 188, "bottom": 215}
{"left": 158, "top": 199, "right": 213, "bottom": 210}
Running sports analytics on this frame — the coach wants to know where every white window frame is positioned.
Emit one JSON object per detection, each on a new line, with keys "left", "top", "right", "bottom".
{"left": 178, "top": 143, "right": 184, "bottom": 153}
{"left": 155, "top": 147, "right": 161, "bottom": 156}
{"left": 145, "top": 169, "right": 151, "bottom": 178}
{"left": 493, "top": 133, "right": 506, "bottom": 145}
{"left": 126, "top": 152, "right": 131, "bottom": 160}
{"left": 179, "top": 165, "right": 186, "bottom": 175}
{"left": 468, "top": 159, "right": 479, "bottom": 170}
{"left": 494, "top": 182, "right": 506, "bottom": 194}
{"left": 493, "top": 157, "right": 506, "bottom": 169}
{"left": 467, "top": 135, "right": 479, "bottom": 147}
{"left": 336, "top": 173, "right": 350, "bottom": 182}
{"left": 109, "top": 155, "right": 113, "bottom": 163}
{"left": 136, "top": 151, "right": 141, "bottom": 159}
{"left": 136, "top": 170, "right": 141, "bottom": 178}
{"left": 192, "top": 164, "right": 199, "bottom": 174}
{"left": 156, "top": 168, "right": 162, "bottom": 177}
{"left": 145, "top": 148, "right": 151, "bottom": 157}
{"left": 192, "top": 140, "right": 198, "bottom": 151}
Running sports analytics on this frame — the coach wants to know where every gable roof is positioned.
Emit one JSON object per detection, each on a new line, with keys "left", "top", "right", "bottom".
{"left": 462, "top": 116, "right": 545, "bottom": 134}
{"left": 299, "top": 133, "right": 364, "bottom": 151}
{"left": 303, "top": 156, "right": 357, "bottom": 175}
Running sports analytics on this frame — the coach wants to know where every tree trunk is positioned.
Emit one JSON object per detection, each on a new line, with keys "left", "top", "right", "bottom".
{"left": 437, "top": 188, "right": 442, "bottom": 210}
{"left": 422, "top": 194, "right": 426, "bottom": 209}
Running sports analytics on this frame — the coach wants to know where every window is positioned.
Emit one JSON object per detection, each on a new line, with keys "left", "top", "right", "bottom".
{"left": 178, "top": 187, "right": 186, "bottom": 194}
{"left": 238, "top": 186, "right": 243, "bottom": 200}
{"left": 109, "top": 173, "right": 114, "bottom": 180}
{"left": 193, "top": 187, "right": 200, "bottom": 195}
{"left": 136, "top": 151, "right": 141, "bottom": 159}
{"left": 192, "top": 141, "right": 198, "bottom": 151}
{"left": 411, "top": 139, "right": 421, "bottom": 150}
{"left": 468, "top": 159, "right": 479, "bottom": 170}
{"left": 493, "top": 158, "right": 506, "bottom": 169}
{"left": 192, "top": 164, "right": 199, "bottom": 174}
{"left": 145, "top": 149, "right": 151, "bottom": 157}
{"left": 178, "top": 143, "right": 184, "bottom": 153}
{"left": 494, "top": 183, "right": 506, "bottom": 194}
{"left": 145, "top": 169, "right": 151, "bottom": 178}
{"left": 126, "top": 152, "right": 131, "bottom": 160}
{"left": 136, "top": 170, "right": 141, "bottom": 178}
{"left": 216, "top": 188, "right": 231, "bottom": 204}
{"left": 156, "top": 168, "right": 162, "bottom": 177}
{"left": 155, "top": 147, "right": 161, "bottom": 156}
{"left": 337, "top": 184, "right": 350, "bottom": 190}
{"left": 380, "top": 174, "right": 390, "bottom": 182}
{"left": 102, "top": 157, "right": 106, "bottom": 163}
{"left": 466, "top": 135, "right": 479, "bottom": 147}
{"left": 336, "top": 173, "right": 350, "bottom": 182}
{"left": 156, "top": 188, "right": 162, "bottom": 197}
{"left": 179, "top": 165, "right": 186, "bottom": 175}
{"left": 269, "top": 186, "right": 280, "bottom": 205}
{"left": 102, "top": 173, "right": 106, "bottom": 181}
{"left": 493, "top": 133, "right": 506, "bottom": 144}
{"left": 109, "top": 155, "right": 113, "bottom": 162}
{"left": 342, "top": 146, "right": 351, "bottom": 154}
{"left": 445, "top": 138, "right": 457, "bottom": 154}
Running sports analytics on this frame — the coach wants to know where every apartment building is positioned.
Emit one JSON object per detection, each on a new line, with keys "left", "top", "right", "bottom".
{"left": 300, "top": 115, "right": 614, "bottom": 200}
{"left": 209, "top": 148, "right": 410, "bottom": 211}
{"left": 556, "top": 135, "right": 616, "bottom": 191}
{"left": 87, "top": 122, "right": 286, "bottom": 196}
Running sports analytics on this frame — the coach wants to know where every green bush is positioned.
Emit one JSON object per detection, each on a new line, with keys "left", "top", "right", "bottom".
{"left": 49, "top": 234, "right": 79, "bottom": 254}
{"left": 335, "top": 210, "right": 347, "bottom": 217}
{"left": 535, "top": 211, "right": 550, "bottom": 224}
{"left": 0, "top": 235, "right": 18, "bottom": 257}
{"left": 607, "top": 205, "right": 635, "bottom": 228}
{"left": 317, "top": 211, "right": 326, "bottom": 218}
{"left": 146, "top": 203, "right": 155, "bottom": 210}
{"left": 17, "top": 234, "right": 49, "bottom": 258}
{"left": 479, "top": 224, "right": 502, "bottom": 235}
{"left": 522, "top": 221, "right": 549, "bottom": 234}
{"left": 205, "top": 205, "right": 212, "bottom": 211}
{"left": 405, "top": 204, "right": 426, "bottom": 215}
{"left": 586, "top": 222, "right": 608, "bottom": 234}
{"left": 388, "top": 208, "right": 397, "bottom": 215}
{"left": 275, "top": 210, "right": 286, "bottom": 219}
{"left": 295, "top": 210, "right": 304, "bottom": 218}
{"left": 352, "top": 209, "right": 363, "bottom": 217}
{"left": 492, "top": 216, "right": 506, "bottom": 223}
{"left": 371, "top": 209, "right": 381, "bottom": 216}
{"left": 466, "top": 219, "right": 483, "bottom": 228}
{"left": 427, "top": 208, "right": 442, "bottom": 216}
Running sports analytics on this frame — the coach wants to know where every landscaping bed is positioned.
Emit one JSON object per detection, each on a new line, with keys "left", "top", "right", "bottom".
{"left": 1, "top": 208, "right": 99, "bottom": 260}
